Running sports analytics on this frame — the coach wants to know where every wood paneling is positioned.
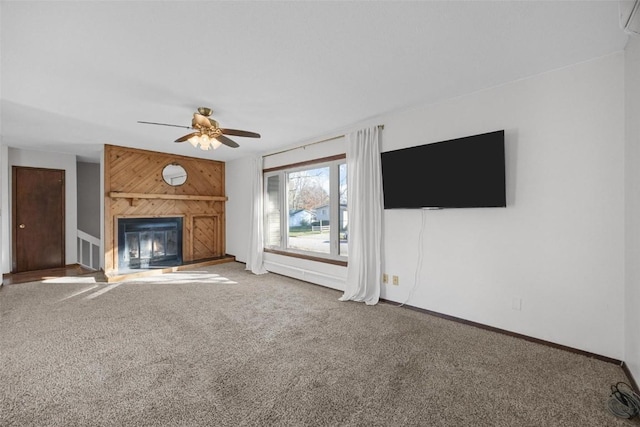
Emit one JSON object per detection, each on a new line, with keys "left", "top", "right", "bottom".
{"left": 104, "top": 145, "right": 226, "bottom": 276}
{"left": 192, "top": 215, "right": 221, "bottom": 259}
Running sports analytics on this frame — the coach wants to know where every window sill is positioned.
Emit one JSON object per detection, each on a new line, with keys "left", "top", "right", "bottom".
{"left": 264, "top": 248, "right": 348, "bottom": 267}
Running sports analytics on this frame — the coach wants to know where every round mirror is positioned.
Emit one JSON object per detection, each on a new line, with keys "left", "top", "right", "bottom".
{"left": 162, "top": 163, "right": 187, "bottom": 186}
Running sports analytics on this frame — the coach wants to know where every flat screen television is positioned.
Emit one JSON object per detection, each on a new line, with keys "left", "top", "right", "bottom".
{"left": 381, "top": 130, "right": 506, "bottom": 209}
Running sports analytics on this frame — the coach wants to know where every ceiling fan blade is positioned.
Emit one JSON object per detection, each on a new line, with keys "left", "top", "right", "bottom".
{"left": 138, "top": 121, "right": 192, "bottom": 129}
{"left": 215, "top": 134, "right": 240, "bottom": 148}
{"left": 175, "top": 132, "right": 199, "bottom": 143}
{"left": 193, "top": 113, "right": 213, "bottom": 129}
{"left": 220, "top": 128, "right": 261, "bottom": 138}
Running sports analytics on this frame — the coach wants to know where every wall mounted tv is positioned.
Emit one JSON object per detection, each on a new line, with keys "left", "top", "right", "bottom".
{"left": 381, "top": 130, "right": 506, "bottom": 209}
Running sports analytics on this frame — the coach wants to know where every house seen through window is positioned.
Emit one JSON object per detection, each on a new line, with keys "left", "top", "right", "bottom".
{"left": 264, "top": 157, "right": 347, "bottom": 262}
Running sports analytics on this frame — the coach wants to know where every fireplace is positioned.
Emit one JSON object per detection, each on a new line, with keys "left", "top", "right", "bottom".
{"left": 117, "top": 217, "right": 183, "bottom": 270}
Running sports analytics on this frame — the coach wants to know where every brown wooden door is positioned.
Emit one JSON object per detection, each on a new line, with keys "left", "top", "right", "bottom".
{"left": 12, "top": 166, "right": 65, "bottom": 273}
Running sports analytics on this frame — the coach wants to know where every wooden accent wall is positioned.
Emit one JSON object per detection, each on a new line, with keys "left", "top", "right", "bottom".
{"left": 104, "top": 145, "right": 226, "bottom": 276}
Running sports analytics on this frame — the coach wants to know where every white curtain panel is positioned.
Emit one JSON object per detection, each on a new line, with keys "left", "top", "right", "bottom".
{"left": 246, "top": 156, "right": 269, "bottom": 275}
{"left": 339, "top": 126, "right": 383, "bottom": 305}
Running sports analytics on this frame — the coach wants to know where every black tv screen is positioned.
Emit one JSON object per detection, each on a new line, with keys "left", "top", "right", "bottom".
{"left": 381, "top": 130, "right": 506, "bottom": 209}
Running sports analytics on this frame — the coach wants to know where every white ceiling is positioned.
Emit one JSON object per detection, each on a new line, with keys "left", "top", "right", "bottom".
{"left": 0, "top": 1, "right": 631, "bottom": 163}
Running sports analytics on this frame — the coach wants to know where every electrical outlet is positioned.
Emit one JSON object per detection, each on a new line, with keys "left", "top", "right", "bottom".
{"left": 382, "top": 274, "right": 388, "bottom": 284}
{"left": 392, "top": 275, "right": 399, "bottom": 286}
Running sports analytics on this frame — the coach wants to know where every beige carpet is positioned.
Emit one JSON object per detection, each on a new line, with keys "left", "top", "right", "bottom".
{"left": 0, "top": 261, "right": 637, "bottom": 426}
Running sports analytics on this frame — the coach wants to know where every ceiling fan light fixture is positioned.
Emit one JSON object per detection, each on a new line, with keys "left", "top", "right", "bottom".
{"left": 140, "top": 107, "right": 260, "bottom": 150}
{"left": 187, "top": 134, "right": 223, "bottom": 151}
{"left": 187, "top": 135, "right": 200, "bottom": 148}
{"left": 200, "top": 138, "right": 223, "bottom": 151}
{"left": 197, "top": 107, "right": 213, "bottom": 117}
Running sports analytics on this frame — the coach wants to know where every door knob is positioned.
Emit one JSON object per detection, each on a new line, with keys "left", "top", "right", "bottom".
{"left": 19, "top": 224, "right": 25, "bottom": 229}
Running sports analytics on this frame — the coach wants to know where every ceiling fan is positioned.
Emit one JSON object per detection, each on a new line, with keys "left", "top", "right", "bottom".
{"left": 138, "top": 107, "right": 260, "bottom": 150}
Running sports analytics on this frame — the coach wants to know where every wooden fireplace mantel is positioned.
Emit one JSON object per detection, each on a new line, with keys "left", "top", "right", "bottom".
{"left": 109, "top": 191, "right": 228, "bottom": 206}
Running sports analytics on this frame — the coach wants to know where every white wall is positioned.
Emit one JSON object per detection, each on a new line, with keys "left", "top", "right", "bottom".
{"left": 1, "top": 148, "right": 78, "bottom": 273}
{"left": 0, "top": 146, "right": 8, "bottom": 274}
{"left": 0, "top": 4, "right": 4, "bottom": 277}
{"left": 380, "top": 53, "right": 625, "bottom": 360}
{"left": 226, "top": 156, "right": 253, "bottom": 263}
{"left": 625, "top": 36, "right": 640, "bottom": 384}
{"left": 77, "top": 161, "right": 100, "bottom": 238}
{"left": 227, "top": 52, "right": 626, "bottom": 360}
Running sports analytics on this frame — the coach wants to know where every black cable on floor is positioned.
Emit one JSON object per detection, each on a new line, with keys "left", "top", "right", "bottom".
{"left": 607, "top": 382, "right": 640, "bottom": 419}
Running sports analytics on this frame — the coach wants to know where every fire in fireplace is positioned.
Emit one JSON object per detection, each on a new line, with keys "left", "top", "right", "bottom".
{"left": 117, "top": 217, "right": 183, "bottom": 270}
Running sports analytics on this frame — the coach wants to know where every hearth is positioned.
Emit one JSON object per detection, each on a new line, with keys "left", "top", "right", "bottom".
{"left": 117, "top": 217, "right": 183, "bottom": 270}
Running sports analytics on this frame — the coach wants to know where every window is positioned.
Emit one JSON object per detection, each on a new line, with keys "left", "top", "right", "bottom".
{"left": 264, "top": 156, "right": 348, "bottom": 263}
